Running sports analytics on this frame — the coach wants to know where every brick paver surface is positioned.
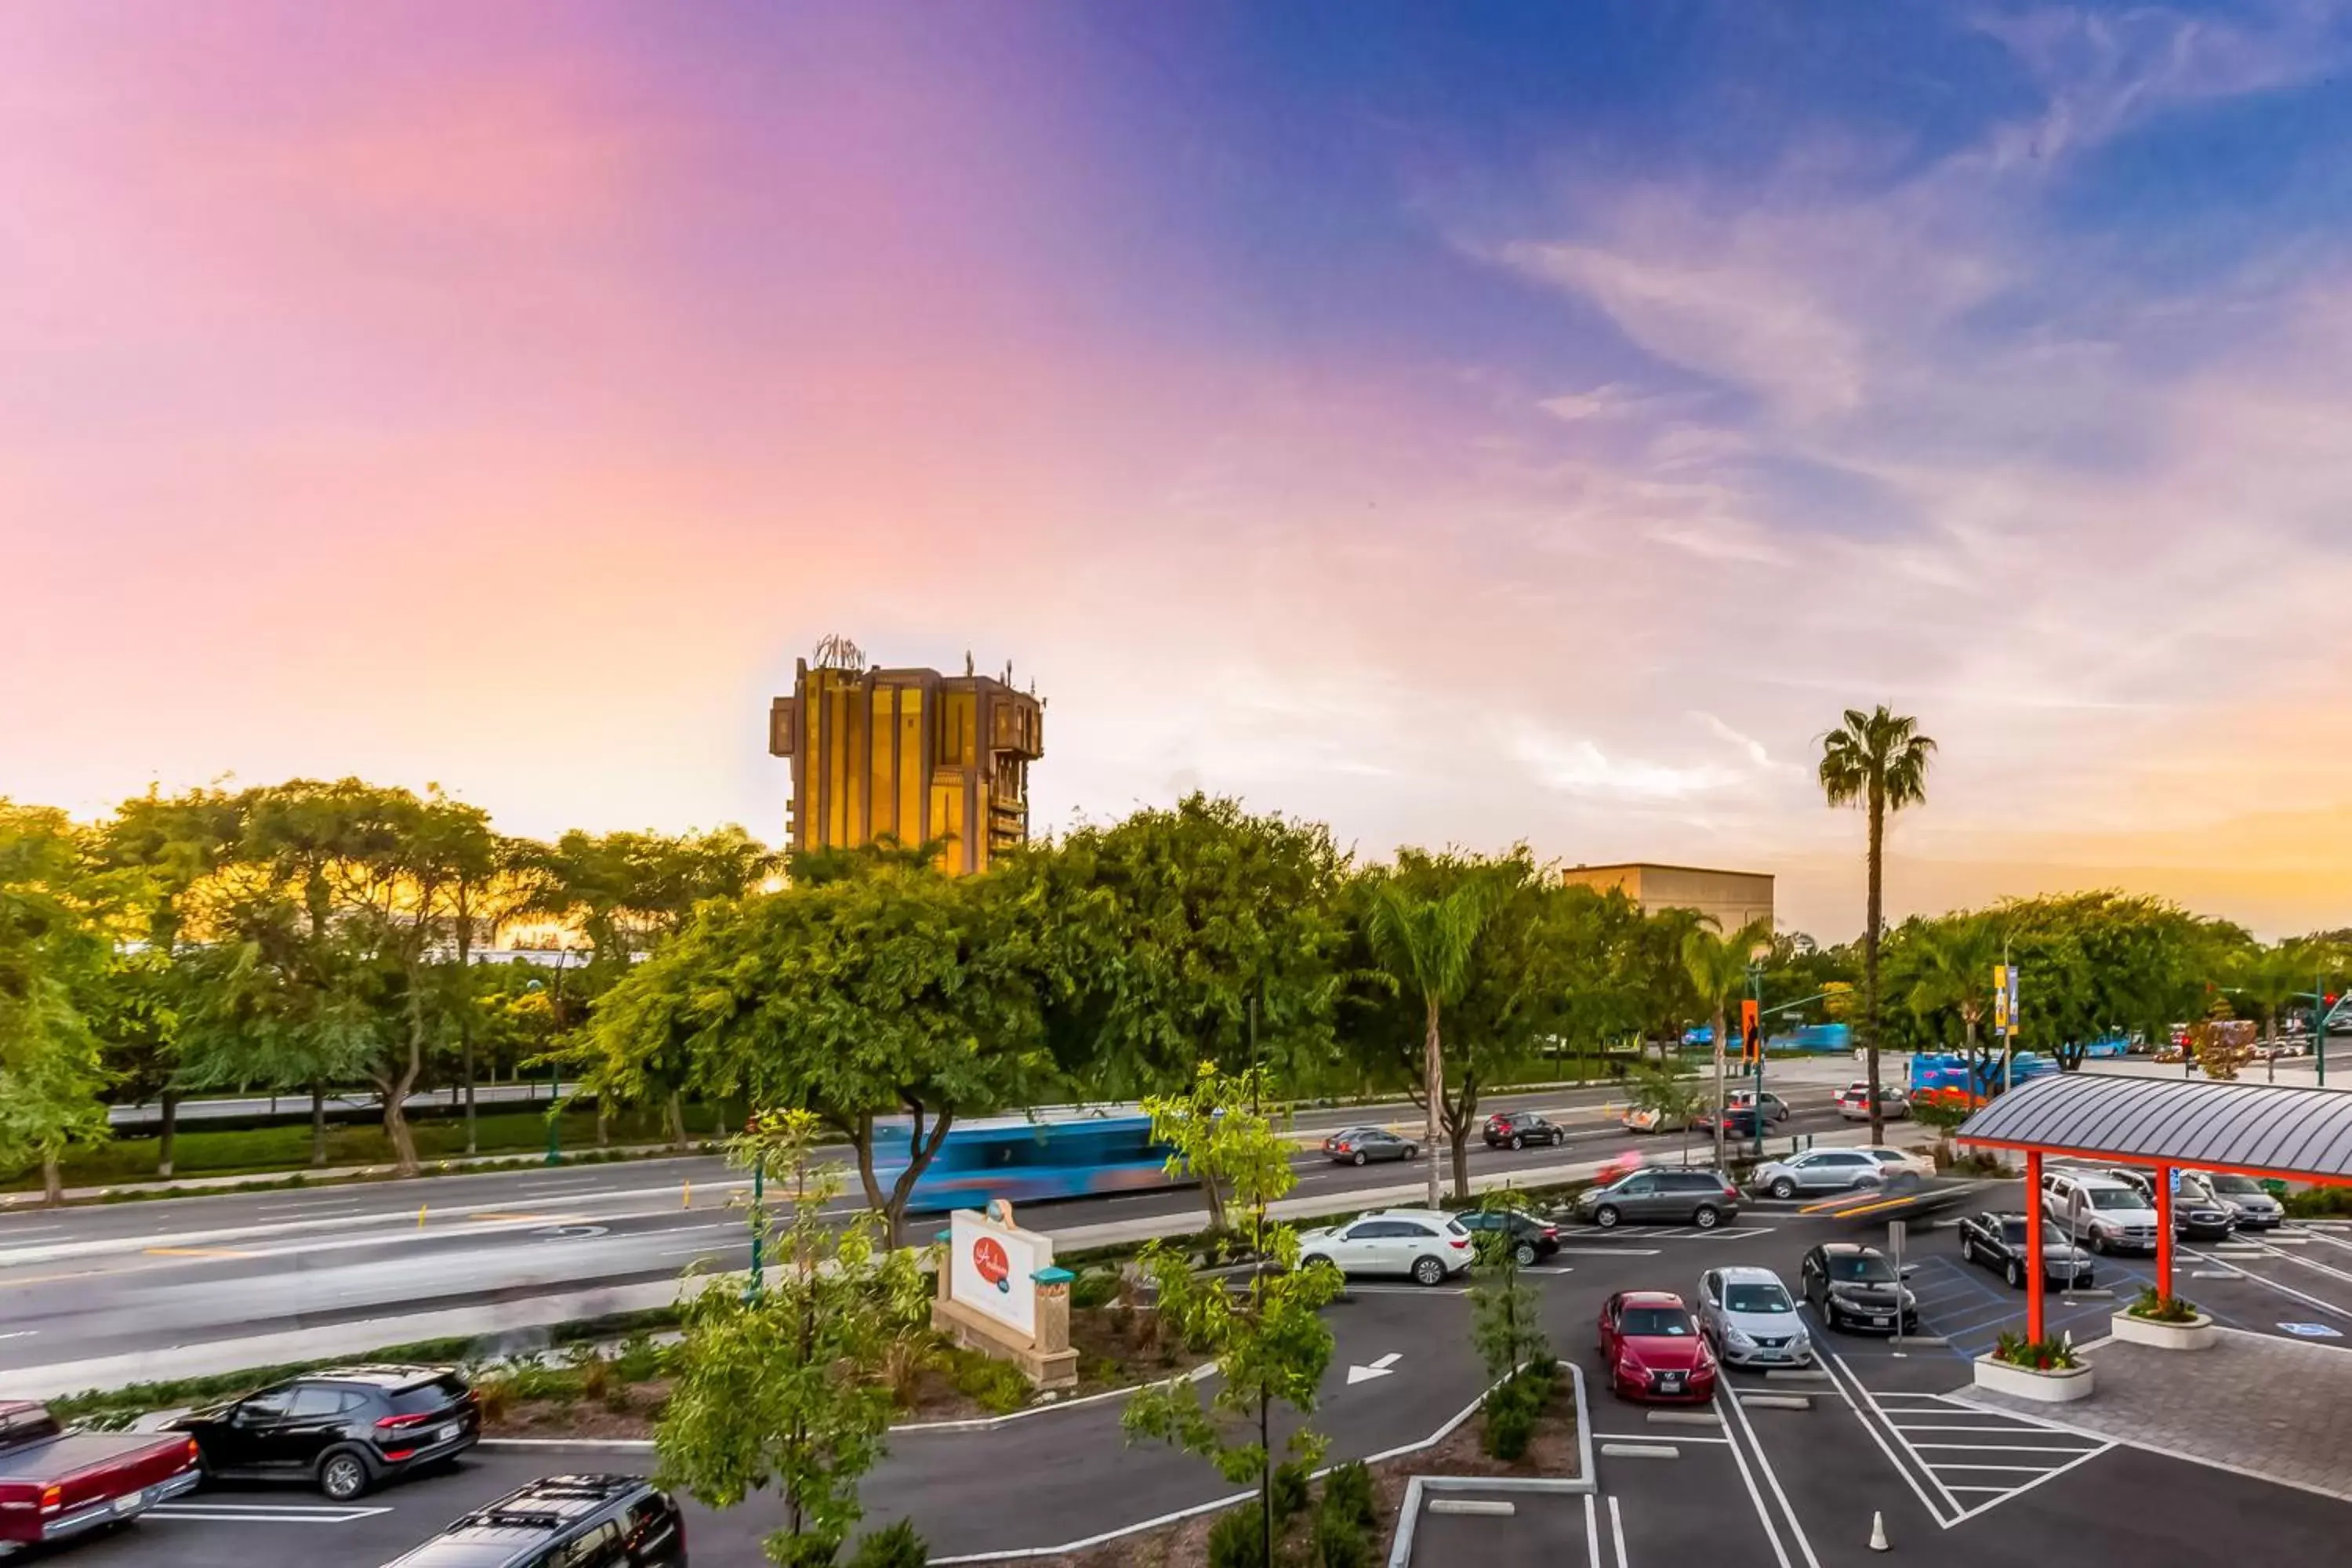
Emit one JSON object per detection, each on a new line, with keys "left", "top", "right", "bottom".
{"left": 1960, "top": 1328, "right": 2352, "bottom": 1499}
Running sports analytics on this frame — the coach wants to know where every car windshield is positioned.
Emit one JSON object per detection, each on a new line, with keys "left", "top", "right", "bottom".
{"left": 1723, "top": 1283, "right": 1792, "bottom": 1314}
{"left": 1620, "top": 1308, "right": 1694, "bottom": 1336}
{"left": 2085, "top": 1189, "right": 2145, "bottom": 1211}
{"left": 1828, "top": 1255, "right": 1895, "bottom": 1283}
{"left": 2208, "top": 1174, "right": 2263, "bottom": 1195}
{"left": 389, "top": 1375, "right": 469, "bottom": 1416}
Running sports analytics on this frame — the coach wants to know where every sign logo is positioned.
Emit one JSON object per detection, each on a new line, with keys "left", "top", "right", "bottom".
{"left": 2278, "top": 1322, "right": 2343, "bottom": 1339}
{"left": 973, "top": 1235, "right": 1011, "bottom": 1294}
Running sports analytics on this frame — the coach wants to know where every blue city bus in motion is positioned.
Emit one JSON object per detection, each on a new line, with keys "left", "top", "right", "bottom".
{"left": 870, "top": 1112, "right": 1188, "bottom": 1214}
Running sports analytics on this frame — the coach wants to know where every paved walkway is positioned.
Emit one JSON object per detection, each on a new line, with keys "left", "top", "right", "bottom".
{"left": 1960, "top": 1327, "right": 2352, "bottom": 1501}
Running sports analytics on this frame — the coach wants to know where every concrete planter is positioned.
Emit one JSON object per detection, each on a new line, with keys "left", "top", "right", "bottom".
{"left": 2109, "top": 1308, "right": 2216, "bottom": 1351}
{"left": 1972, "top": 1352, "right": 2095, "bottom": 1403}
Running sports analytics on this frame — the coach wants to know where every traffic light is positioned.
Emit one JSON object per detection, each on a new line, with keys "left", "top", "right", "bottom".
{"left": 1741, "top": 999, "right": 1762, "bottom": 1065}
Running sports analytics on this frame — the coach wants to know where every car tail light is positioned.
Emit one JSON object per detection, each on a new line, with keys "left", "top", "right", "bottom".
{"left": 1450, "top": 1236, "right": 1470, "bottom": 1250}
{"left": 1719, "top": 1178, "right": 1739, "bottom": 1197}
{"left": 376, "top": 1412, "right": 434, "bottom": 1429}
{"left": 184, "top": 1438, "right": 201, "bottom": 1469}
{"left": 39, "top": 1485, "right": 60, "bottom": 1515}
{"left": 381, "top": 1448, "right": 416, "bottom": 1462}
{"left": 1541, "top": 1225, "right": 1558, "bottom": 1239}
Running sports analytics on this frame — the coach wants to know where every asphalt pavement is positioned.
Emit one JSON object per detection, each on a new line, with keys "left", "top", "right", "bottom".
{"left": 0, "top": 1083, "right": 1864, "bottom": 1386}
{"left": 45, "top": 1190, "right": 2352, "bottom": 1568}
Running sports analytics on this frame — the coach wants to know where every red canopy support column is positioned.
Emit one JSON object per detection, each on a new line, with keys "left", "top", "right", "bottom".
{"left": 2025, "top": 1149, "right": 2045, "bottom": 1341}
{"left": 2155, "top": 1162, "right": 2174, "bottom": 1301}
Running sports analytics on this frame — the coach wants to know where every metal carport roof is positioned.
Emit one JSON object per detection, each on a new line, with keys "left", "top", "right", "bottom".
{"left": 1956, "top": 1073, "right": 2352, "bottom": 1181}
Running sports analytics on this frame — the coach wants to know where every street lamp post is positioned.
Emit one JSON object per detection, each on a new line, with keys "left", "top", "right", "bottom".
{"left": 1747, "top": 959, "right": 1766, "bottom": 1160}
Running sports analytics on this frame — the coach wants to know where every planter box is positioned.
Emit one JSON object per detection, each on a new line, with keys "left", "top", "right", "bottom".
{"left": 1972, "top": 1352, "right": 2095, "bottom": 1403}
{"left": 2109, "top": 1308, "right": 2216, "bottom": 1352}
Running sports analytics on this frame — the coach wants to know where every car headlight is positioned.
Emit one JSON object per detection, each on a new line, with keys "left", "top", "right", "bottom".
{"left": 1725, "top": 1325, "right": 1756, "bottom": 1348}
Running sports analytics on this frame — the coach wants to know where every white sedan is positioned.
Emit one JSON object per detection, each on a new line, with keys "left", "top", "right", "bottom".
{"left": 1861, "top": 1145, "right": 1936, "bottom": 1180}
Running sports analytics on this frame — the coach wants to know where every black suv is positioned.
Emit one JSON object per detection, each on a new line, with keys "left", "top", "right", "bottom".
{"left": 1482, "top": 1111, "right": 1566, "bottom": 1149}
{"left": 383, "top": 1474, "right": 687, "bottom": 1568}
{"left": 169, "top": 1364, "right": 477, "bottom": 1501}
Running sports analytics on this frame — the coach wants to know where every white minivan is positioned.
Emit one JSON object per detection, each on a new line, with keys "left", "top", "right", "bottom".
{"left": 2041, "top": 1169, "right": 2159, "bottom": 1255}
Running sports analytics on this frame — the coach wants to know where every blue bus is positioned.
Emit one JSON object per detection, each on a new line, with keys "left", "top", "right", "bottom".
{"left": 870, "top": 1113, "right": 1186, "bottom": 1214}
{"left": 1909, "top": 1051, "right": 2058, "bottom": 1107}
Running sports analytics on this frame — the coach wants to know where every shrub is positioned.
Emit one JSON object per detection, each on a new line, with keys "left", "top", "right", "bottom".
{"left": 1484, "top": 1396, "right": 1534, "bottom": 1461}
{"left": 1270, "top": 1459, "right": 1312, "bottom": 1520}
{"left": 1069, "top": 1269, "right": 1120, "bottom": 1311}
{"left": 945, "top": 1349, "right": 1031, "bottom": 1415}
{"left": 2128, "top": 1288, "right": 2201, "bottom": 1324}
{"left": 847, "top": 1519, "right": 930, "bottom": 1567}
{"left": 1314, "top": 1508, "right": 1370, "bottom": 1568}
{"left": 1205, "top": 1504, "right": 1269, "bottom": 1568}
{"left": 611, "top": 1332, "right": 663, "bottom": 1384}
{"left": 1991, "top": 1330, "right": 2079, "bottom": 1371}
{"left": 1319, "top": 1459, "right": 1376, "bottom": 1537}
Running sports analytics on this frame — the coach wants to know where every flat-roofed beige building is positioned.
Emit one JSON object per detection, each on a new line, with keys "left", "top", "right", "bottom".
{"left": 1561, "top": 862, "right": 1773, "bottom": 934}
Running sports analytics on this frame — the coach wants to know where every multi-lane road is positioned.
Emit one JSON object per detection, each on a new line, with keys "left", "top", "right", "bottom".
{"left": 0, "top": 1076, "right": 1871, "bottom": 1388}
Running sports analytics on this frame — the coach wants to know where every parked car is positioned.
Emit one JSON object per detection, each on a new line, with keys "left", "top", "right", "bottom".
{"left": 1573, "top": 1168, "right": 1740, "bottom": 1230}
{"left": 1726, "top": 1089, "right": 1791, "bottom": 1123}
{"left": 2039, "top": 1171, "right": 2159, "bottom": 1256}
{"left": 169, "top": 1366, "right": 478, "bottom": 1501}
{"left": 380, "top": 1473, "right": 686, "bottom": 1568}
{"left": 1322, "top": 1127, "right": 1419, "bottom": 1166}
{"left": 1482, "top": 1111, "right": 1566, "bottom": 1150}
{"left": 1860, "top": 1146, "right": 1936, "bottom": 1181}
{"left": 2101, "top": 1170, "right": 2238, "bottom": 1240}
{"left": 2200, "top": 1171, "right": 2285, "bottom": 1229}
{"left": 1955, "top": 1210, "right": 2096, "bottom": 1289}
{"left": 1296, "top": 1209, "right": 1475, "bottom": 1286}
{"left": 1799, "top": 1243, "right": 1919, "bottom": 1335}
{"left": 1595, "top": 1290, "right": 1719, "bottom": 1403}
{"left": 1693, "top": 1266, "right": 1811, "bottom": 1367}
{"left": 1750, "top": 1147, "right": 1885, "bottom": 1200}
{"left": 1837, "top": 1083, "right": 1911, "bottom": 1121}
{"left": 0, "top": 1401, "right": 201, "bottom": 1555}
{"left": 1454, "top": 1207, "right": 1561, "bottom": 1265}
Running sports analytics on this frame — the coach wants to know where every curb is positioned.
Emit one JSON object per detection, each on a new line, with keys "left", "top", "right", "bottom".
{"left": 1383, "top": 1360, "right": 1593, "bottom": 1568}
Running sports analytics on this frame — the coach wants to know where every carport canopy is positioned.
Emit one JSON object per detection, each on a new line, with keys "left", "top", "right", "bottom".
{"left": 1957, "top": 1075, "right": 2352, "bottom": 1341}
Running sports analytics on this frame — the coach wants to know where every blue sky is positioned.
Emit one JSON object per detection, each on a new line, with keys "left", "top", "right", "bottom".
{"left": 7, "top": 2, "right": 2352, "bottom": 935}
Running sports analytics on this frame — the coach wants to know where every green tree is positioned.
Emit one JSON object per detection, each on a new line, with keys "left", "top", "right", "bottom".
{"left": 2230, "top": 940, "right": 2314, "bottom": 1083}
{"left": 656, "top": 1109, "right": 926, "bottom": 1566}
{"left": 1125, "top": 1063, "right": 1341, "bottom": 1566}
{"left": 0, "top": 804, "right": 113, "bottom": 1203}
{"left": 1900, "top": 913, "right": 2004, "bottom": 1083}
{"left": 592, "top": 864, "right": 1048, "bottom": 1244}
{"left": 1818, "top": 706, "right": 1937, "bottom": 1139}
{"left": 1626, "top": 1060, "right": 1706, "bottom": 1158}
{"left": 1681, "top": 917, "right": 1774, "bottom": 1171}
{"left": 1363, "top": 869, "right": 1502, "bottom": 1209}
{"left": 1466, "top": 1189, "right": 1548, "bottom": 1384}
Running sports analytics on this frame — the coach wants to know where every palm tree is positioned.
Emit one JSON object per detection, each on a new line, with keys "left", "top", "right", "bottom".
{"left": 1682, "top": 918, "right": 1776, "bottom": 1172}
{"left": 1904, "top": 915, "right": 2003, "bottom": 1083}
{"left": 2230, "top": 941, "right": 2310, "bottom": 1083}
{"left": 1819, "top": 706, "right": 1937, "bottom": 1141}
{"left": 1366, "top": 873, "right": 1503, "bottom": 1209}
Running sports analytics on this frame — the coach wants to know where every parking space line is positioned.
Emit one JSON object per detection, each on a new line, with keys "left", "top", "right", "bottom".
{"left": 1712, "top": 1389, "right": 1795, "bottom": 1568}
{"left": 1717, "top": 1387, "right": 1822, "bottom": 1568}
{"left": 1607, "top": 1494, "right": 1630, "bottom": 1568}
{"left": 1584, "top": 1491, "right": 1602, "bottom": 1567}
{"left": 1813, "top": 1344, "right": 1960, "bottom": 1523}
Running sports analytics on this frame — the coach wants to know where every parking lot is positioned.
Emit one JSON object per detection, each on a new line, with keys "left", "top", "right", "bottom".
{"left": 45, "top": 1185, "right": 2352, "bottom": 1568}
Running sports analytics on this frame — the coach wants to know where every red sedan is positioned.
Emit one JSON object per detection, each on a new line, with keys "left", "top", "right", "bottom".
{"left": 1596, "top": 1290, "right": 1719, "bottom": 1403}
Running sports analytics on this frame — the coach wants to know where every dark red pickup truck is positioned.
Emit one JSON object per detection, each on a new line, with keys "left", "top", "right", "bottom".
{"left": 0, "top": 1400, "right": 201, "bottom": 1555}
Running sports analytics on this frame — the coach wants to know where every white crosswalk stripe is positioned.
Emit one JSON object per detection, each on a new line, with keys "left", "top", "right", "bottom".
{"left": 1869, "top": 1392, "right": 2110, "bottom": 1519}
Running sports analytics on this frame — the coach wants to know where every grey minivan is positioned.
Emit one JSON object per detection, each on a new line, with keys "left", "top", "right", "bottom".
{"left": 1575, "top": 1168, "right": 1742, "bottom": 1230}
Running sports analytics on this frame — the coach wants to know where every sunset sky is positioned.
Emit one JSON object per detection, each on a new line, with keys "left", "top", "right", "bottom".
{"left": 8, "top": 2, "right": 2352, "bottom": 938}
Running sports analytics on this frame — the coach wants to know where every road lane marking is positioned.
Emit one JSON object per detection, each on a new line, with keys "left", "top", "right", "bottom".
{"left": 1720, "top": 1376, "right": 1823, "bottom": 1568}
{"left": 141, "top": 1246, "right": 258, "bottom": 1258}
{"left": 465, "top": 1212, "right": 568, "bottom": 1223}
{"left": 1584, "top": 1491, "right": 1602, "bottom": 1565}
{"left": 1608, "top": 1494, "right": 1631, "bottom": 1568}
{"left": 1711, "top": 1391, "right": 1794, "bottom": 1568}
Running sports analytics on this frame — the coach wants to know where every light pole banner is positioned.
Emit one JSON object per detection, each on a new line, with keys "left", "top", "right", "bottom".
{"left": 1993, "top": 965, "right": 2010, "bottom": 1036}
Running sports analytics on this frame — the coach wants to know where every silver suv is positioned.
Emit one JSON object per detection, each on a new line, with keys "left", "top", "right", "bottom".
{"left": 1297, "top": 1209, "right": 1475, "bottom": 1287}
{"left": 1751, "top": 1148, "right": 1883, "bottom": 1200}
{"left": 2042, "top": 1170, "right": 2158, "bottom": 1255}
{"left": 1695, "top": 1265, "right": 1812, "bottom": 1367}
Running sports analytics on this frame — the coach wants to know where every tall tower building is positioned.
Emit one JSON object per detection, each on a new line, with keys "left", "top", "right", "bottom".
{"left": 768, "top": 637, "right": 1044, "bottom": 875}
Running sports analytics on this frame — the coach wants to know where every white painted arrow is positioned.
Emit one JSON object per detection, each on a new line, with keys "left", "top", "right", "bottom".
{"left": 1345, "top": 1352, "right": 1402, "bottom": 1386}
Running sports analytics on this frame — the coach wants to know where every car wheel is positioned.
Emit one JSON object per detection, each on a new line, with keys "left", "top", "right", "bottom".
{"left": 1769, "top": 1178, "right": 1797, "bottom": 1200}
{"left": 1403, "top": 1144, "right": 1418, "bottom": 1160}
{"left": 1514, "top": 1241, "right": 1537, "bottom": 1267}
{"left": 317, "top": 1448, "right": 372, "bottom": 1502}
{"left": 1693, "top": 1203, "right": 1722, "bottom": 1230}
{"left": 2080, "top": 1272, "right": 2096, "bottom": 1290}
{"left": 1511, "top": 1134, "right": 1526, "bottom": 1150}
{"left": 1594, "top": 1204, "right": 1623, "bottom": 1229}
{"left": 2005, "top": 1259, "right": 2023, "bottom": 1289}
{"left": 1412, "top": 1255, "right": 1446, "bottom": 1287}
{"left": 1352, "top": 1151, "right": 1367, "bottom": 1167}
{"left": 1552, "top": 1131, "right": 1566, "bottom": 1146}
{"left": 1961, "top": 1238, "right": 1976, "bottom": 1265}
{"left": 2089, "top": 1231, "right": 2108, "bottom": 1255}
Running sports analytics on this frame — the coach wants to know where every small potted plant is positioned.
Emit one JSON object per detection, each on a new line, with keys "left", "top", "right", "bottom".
{"left": 1973, "top": 1329, "right": 2095, "bottom": 1403}
{"left": 2110, "top": 1287, "right": 2215, "bottom": 1351}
